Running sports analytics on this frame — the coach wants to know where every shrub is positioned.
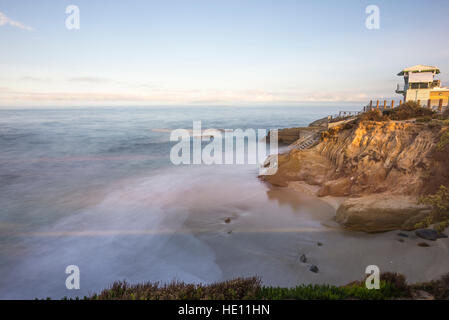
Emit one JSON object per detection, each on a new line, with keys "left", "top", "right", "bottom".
{"left": 257, "top": 275, "right": 409, "bottom": 300}
{"left": 413, "top": 273, "right": 449, "bottom": 299}
{"left": 358, "top": 109, "right": 389, "bottom": 122}
{"left": 442, "top": 108, "right": 449, "bottom": 120}
{"left": 89, "top": 277, "right": 262, "bottom": 300}
{"left": 416, "top": 115, "right": 432, "bottom": 123}
{"left": 389, "top": 101, "right": 434, "bottom": 120}
{"left": 419, "top": 185, "right": 449, "bottom": 232}
{"left": 437, "top": 132, "right": 449, "bottom": 150}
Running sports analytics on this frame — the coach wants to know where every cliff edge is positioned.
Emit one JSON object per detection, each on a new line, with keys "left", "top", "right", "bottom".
{"left": 261, "top": 106, "right": 449, "bottom": 232}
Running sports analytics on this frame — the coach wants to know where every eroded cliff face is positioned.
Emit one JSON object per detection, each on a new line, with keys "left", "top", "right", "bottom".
{"left": 261, "top": 120, "right": 448, "bottom": 232}
{"left": 264, "top": 121, "right": 441, "bottom": 197}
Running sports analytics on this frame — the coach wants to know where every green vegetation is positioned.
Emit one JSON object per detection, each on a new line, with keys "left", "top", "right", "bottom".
{"left": 419, "top": 185, "right": 449, "bottom": 233}
{"left": 358, "top": 109, "right": 389, "bottom": 122}
{"left": 386, "top": 101, "right": 434, "bottom": 120}
{"left": 258, "top": 281, "right": 404, "bottom": 300}
{"left": 437, "top": 132, "right": 449, "bottom": 150}
{"left": 412, "top": 273, "right": 449, "bottom": 299}
{"left": 74, "top": 272, "right": 419, "bottom": 300}
{"left": 358, "top": 102, "right": 436, "bottom": 123}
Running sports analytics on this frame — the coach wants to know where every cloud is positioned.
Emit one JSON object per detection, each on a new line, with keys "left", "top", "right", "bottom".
{"left": 0, "top": 12, "right": 34, "bottom": 31}
{"left": 0, "top": 85, "right": 386, "bottom": 106}
{"left": 67, "top": 77, "right": 116, "bottom": 83}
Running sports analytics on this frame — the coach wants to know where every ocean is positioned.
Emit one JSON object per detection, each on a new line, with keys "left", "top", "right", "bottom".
{"left": 0, "top": 106, "right": 362, "bottom": 299}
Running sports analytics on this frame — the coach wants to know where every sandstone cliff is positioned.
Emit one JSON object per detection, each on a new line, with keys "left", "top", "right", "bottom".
{"left": 261, "top": 118, "right": 449, "bottom": 232}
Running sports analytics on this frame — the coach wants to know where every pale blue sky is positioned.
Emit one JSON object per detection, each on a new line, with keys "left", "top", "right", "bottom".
{"left": 1, "top": 0, "right": 449, "bottom": 107}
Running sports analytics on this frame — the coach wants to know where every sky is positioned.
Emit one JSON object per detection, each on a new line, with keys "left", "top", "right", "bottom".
{"left": 1, "top": 0, "right": 449, "bottom": 107}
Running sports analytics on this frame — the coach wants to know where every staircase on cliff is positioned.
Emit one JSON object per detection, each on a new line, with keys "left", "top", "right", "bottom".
{"left": 289, "top": 134, "right": 320, "bottom": 150}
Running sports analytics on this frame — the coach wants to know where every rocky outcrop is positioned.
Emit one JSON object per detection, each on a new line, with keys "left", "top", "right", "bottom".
{"left": 335, "top": 194, "right": 431, "bottom": 232}
{"left": 261, "top": 119, "right": 448, "bottom": 232}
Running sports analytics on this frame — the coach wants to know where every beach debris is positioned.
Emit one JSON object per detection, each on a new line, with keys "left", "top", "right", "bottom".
{"left": 224, "top": 217, "right": 231, "bottom": 224}
{"left": 309, "top": 265, "right": 319, "bottom": 273}
{"left": 415, "top": 229, "right": 439, "bottom": 241}
{"left": 397, "top": 232, "right": 409, "bottom": 238}
{"left": 299, "top": 254, "right": 307, "bottom": 263}
{"left": 417, "top": 242, "right": 430, "bottom": 247}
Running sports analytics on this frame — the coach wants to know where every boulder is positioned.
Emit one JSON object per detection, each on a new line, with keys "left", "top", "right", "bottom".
{"left": 415, "top": 229, "right": 438, "bottom": 241}
{"left": 309, "top": 265, "right": 319, "bottom": 273}
{"left": 336, "top": 194, "right": 431, "bottom": 233}
{"left": 415, "top": 229, "right": 444, "bottom": 241}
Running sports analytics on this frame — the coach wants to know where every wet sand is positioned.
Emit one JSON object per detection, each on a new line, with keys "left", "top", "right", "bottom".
{"left": 184, "top": 179, "right": 449, "bottom": 286}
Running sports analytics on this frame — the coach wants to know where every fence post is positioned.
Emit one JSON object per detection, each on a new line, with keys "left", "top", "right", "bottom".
{"left": 399, "top": 99, "right": 403, "bottom": 105}
{"left": 417, "top": 100, "right": 421, "bottom": 106}
{"left": 391, "top": 100, "right": 395, "bottom": 109}
{"left": 439, "top": 99, "right": 443, "bottom": 112}
{"left": 376, "top": 100, "right": 379, "bottom": 110}
{"left": 383, "top": 100, "right": 387, "bottom": 110}
{"left": 369, "top": 100, "right": 373, "bottom": 111}
{"left": 427, "top": 99, "right": 431, "bottom": 109}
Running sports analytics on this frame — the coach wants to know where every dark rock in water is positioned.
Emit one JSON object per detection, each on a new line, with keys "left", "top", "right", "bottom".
{"left": 437, "top": 233, "right": 448, "bottom": 239}
{"left": 227, "top": 230, "right": 232, "bottom": 234}
{"left": 397, "top": 232, "right": 409, "bottom": 238}
{"left": 224, "top": 217, "right": 231, "bottom": 224}
{"left": 309, "top": 265, "right": 319, "bottom": 273}
{"left": 299, "top": 254, "right": 307, "bottom": 263}
{"left": 418, "top": 242, "right": 430, "bottom": 247}
{"left": 317, "top": 242, "right": 323, "bottom": 247}
{"left": 415, "top": 229, "right": 438, "bottom": 241}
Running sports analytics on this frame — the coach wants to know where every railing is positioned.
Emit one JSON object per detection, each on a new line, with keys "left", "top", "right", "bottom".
{"left": 328, "top": 111, "right": 362, "bottom": 122}
{"left": 364, "top": 99, "right": 448, "bottom": 113}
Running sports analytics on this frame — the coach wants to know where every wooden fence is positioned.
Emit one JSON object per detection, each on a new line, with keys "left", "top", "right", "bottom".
{"left": 364, "top": 99, "right": 448, "bottom": 113}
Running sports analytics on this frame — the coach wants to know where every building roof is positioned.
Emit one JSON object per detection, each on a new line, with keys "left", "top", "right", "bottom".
{"left": 398, "top": 65, "right": 440, "bottom": 76}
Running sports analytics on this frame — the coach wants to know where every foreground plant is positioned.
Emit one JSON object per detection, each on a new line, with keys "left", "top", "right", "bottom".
{"left": 78, "top": 272, "right": 448, "bottom": 300}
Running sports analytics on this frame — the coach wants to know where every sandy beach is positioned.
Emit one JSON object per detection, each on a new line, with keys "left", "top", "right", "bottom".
{"left": 183, "top": 179, "right": 449, "bottom": 286}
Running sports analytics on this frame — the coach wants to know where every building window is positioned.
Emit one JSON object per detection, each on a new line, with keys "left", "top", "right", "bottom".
{"left": 409, "top": 83, "right": 429, "bottom": 89}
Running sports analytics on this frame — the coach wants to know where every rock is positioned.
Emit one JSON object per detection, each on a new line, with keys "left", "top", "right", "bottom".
{"left": 397, "top": 238, "right": 405, "bottom": 243}
{"left": 299, "top": 254, "right": 307, "bottom": 263}
{"left": 397, "top": 232, "right": 409, "bottom": 238}
{"left": 418, "top": 242, "right": 430, "bottom": 247}
{"left": 437, "top": 233, "right": 448, "bottom": 239}
{"left": 317, "top": 177, "right": 352, "bottom": 197}
{"left": 336, "top": 194, "right": 431, "bottom": 233}
{"left": 412, "top": 290, "right": 434, "bottom": 300}
{"left": 317, "top": 242, "right": 323, "bottom": 247}
{"left": 415, "top": 229, "right": 438, "bottom": 241}
{"left": 309, "top": 265, "right": 319, "bottom": 273}
{"left": 224, "top": 217, "right": 231, "bottom": 224}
